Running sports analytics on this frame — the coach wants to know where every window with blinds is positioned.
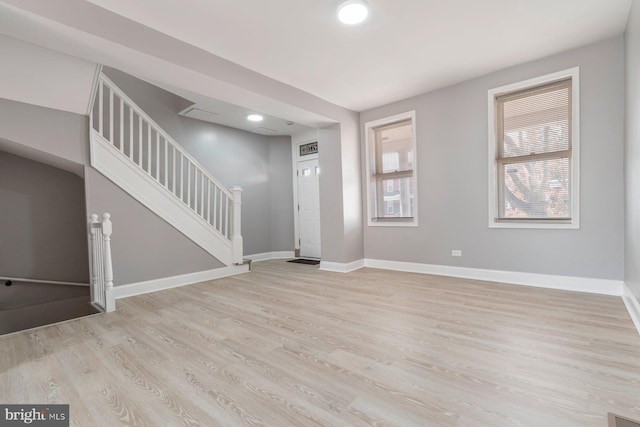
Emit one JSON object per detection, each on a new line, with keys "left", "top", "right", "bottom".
{"left": 365, "top": 111, "right": 418, "bottom": 226}
{"left": 488, "top": 68, "right": 579, "bottom": 229}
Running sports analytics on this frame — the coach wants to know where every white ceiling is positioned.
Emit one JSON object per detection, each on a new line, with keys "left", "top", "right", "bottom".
{"left": 179, "top": 100, "right": 310, "bottom": 137}
{"left": 0, "top": 0, "right": 632, "bottom": 134}
{"left": 82, "top": 0, "right": 632, "bottom": 111}
{"left": 154, "top": 81, "right": 314, "bottom": 136}
{"left": 0, "top": 33, "right": 97, "bottom": 115}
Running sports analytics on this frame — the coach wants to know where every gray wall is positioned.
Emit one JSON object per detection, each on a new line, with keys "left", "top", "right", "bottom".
{"left": 103, "top": 67, "right": 295, "bottom": 256}
{"left": 269, "top": 136, "right": 295, "bottom": 251}
{"left": 626, "top": 4, "right": 640, "bottom": 299}
{"left": 318, "top": 124, "right": 347, "bottom": 262}
{"left": 0, "top": 151, "right": 89, "bottom": 282}
{"left": 84, "top": 168, "right": 223, "bottom": 285}
{"left": 0, "top": 98, "right": 89, "bottom": 167}
{"left": 0, "top": 96, "right": 228, "bottom": 285}
{"left": 338, "top": 115, "right": 365, "bottom": 263}
{"left": 360, "top": 37, "right": 625, "bottom": 280}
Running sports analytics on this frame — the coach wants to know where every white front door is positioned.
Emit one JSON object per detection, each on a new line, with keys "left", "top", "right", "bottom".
{"left": 297, "top": 159, "right": 321, "bottom": 259}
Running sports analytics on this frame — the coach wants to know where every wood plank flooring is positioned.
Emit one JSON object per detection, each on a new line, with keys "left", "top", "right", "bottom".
{"left": 1, "top": 260, "right": 639, "bottom": 426}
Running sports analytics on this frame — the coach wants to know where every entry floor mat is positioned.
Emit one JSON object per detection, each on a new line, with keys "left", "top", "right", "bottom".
{"left": 287, "top": 258, "right": 320, "bottom": 265}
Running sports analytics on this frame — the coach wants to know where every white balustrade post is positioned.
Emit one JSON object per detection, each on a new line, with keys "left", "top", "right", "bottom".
{"left": 101, "top": 213, "right": 115, "bottom": 312}
{"left": 231, "top": 186, "right": 243, "bottom": 264}
{"left": 88, "top": 214, "right": 99, "bottom": 303}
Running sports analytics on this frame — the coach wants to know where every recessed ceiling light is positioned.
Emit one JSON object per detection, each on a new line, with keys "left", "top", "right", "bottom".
{"left": 337, "top": 0, "right": 369, "bottom": 25}
{"left": 247, "top": 114, "right": 264, "bottom": 122}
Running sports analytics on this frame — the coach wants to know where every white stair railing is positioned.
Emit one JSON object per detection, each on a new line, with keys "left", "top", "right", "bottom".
{"left": 90, "top": 73, "right": 243, "bottom": 264}
{"left": 88, "top": 213, "right": 115, "bottom": 312}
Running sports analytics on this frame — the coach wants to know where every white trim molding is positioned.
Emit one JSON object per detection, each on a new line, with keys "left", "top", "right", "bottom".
{"left": 488, "top": 67, "right": 580, "bottom": 229}
{"left": 245, "top": 251, "right": 296, "bottom": 262}
{"left": 622, "top": 283, "right": 640, "bottom": 336}
{"left": 91, "top": 133, "right": 234, "bottom": 265}
{"left": 111, "top": 264, "right": 249, "bottom": 300}
{"left": 364, "top": 259, "right": 623, "bottom": 296}
{"left": 320, "top": 259, "right": 365, "bottom": 273}
{"left": 86, "top": 63, "right": 103, "bottom": 115}
{"left": 364, "top": 111, "right": 418, "bottom": 227}
{"left": 292, "top": 132, "right": 320, "bottom": 252}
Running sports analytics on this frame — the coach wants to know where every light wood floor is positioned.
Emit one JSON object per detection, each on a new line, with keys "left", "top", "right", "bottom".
{"left": 1, "top": 261, "right": 639, "bottom": 426}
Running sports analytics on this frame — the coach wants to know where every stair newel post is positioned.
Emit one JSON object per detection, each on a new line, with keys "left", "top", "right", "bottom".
{"left": 101, "top": 213, "right": 115, "bottom": 312}
{"left": 88, "top": 214, "right": 99, "bottom": 303}
{"left": 231, "top": 186, "right": 243, "bottom": 265}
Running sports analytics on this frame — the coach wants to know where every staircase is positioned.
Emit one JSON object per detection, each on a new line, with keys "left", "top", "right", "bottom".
{"left": 89, "top": 73, "right": 243, "bottom": 266}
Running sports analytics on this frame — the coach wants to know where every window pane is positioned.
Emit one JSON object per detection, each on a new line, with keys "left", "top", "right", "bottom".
{"left": 377, "top": 120, "right": 413, "bottom": 173}
{"left": 382, "top": 152, "right": 399, "bottom": 171}
{"left": 500, "top": 81, "right": 570, "bottom": 158}
{"left": 381, "top": 177, "right": 414, "bottom": 218}
{"left": 367, "top": 112, "right": 417, "bottom": 225}
{"left": 501, "top": 158, "right": 570, "bottom": 219}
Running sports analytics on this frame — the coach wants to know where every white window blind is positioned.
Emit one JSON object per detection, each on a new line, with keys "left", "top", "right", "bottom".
{"left": 365, "top": 111, "right": 418, "bottom": 226}
{"left": 373, "top": 119, "right": 414, "bottom": 219}
{"left": 496, "top": 78, "right": 572, "bottom": 221}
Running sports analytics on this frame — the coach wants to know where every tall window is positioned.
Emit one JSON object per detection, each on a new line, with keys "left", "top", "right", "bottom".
{"left": 488, "top": 68, "right": 580, "bottom": 229}
{"left": 365, "top": 111, "right": 417, "bottom": 226}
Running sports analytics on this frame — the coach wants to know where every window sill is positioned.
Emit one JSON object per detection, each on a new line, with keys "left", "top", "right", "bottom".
{"left": 489, "top": 220, "right": 579, "bottom": 230}
{"left": 368, "top": 217, "right": 418, "bottom": 227}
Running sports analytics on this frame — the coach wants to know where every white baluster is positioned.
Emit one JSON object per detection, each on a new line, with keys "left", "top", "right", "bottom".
{"left": 206, "top": 181, "right": 211, "bottom": 223}
{"left": 187, "top": 162, "right": 191, "bottom": 207}
{"left": 119, "top": 97, "right": 124, "bottom": 153}
{"left": 109, "top": 88, "right": 114, "bottom": 143}
{"left": 138, "top": 115, "right": 143, "bottom": 168}
{"left": 180, "top": 153, "right": 184, "bottom": 200}
{"left": 172, "top": 146, "right": 176, "bottom": 194}
{"left": 231, "top": 186, "right": 243, "bottom": 264}
{"left": 98, "top": 80, "right": 104, "bottom": 136}
{"left": 224, "top": 196, "right": 230, "bottom": 239}
{"left": 156, "top": 132, "right": 160, "bottom": 181}
{"left": 147, "top": 123, "right": 152, "bottom": 174}
{"left": 201, "top": 174, "right": 205, "bottom": 217}
{"left": 194, "top": 168, "right": 199, "bottom": 213}
{"left": 164, "top": 138, "right": 168, "bottom": 187}
{"left": 213, "top": 187, "right": 218, "bottom": 230}
{"left": 129, "top": 106, "right": 134, "bottom": 160}
{"left": 88, "top": 214, "right": 99, "bottom": 304}
{"left": 102, "top": 213, "right": 115, "bottom": 312}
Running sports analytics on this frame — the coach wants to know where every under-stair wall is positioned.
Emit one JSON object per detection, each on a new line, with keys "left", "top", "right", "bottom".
{"left": 102, "top": 67, "right": 295, "bottom": 258}
{"left": 90, "top": 73, "right": 243, "bottom": 265}
{"left": 0, "top": 150, "right": 89, "bottom": 283}
{"left": 85, "top": 168, "right": 224, "bottom": 284}
{"left": 0, "top": 97, "right": 235, "bottom": 289}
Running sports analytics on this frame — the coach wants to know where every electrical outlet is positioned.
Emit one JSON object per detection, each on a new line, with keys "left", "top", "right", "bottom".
{"left": 451, "top": 250, "right": 462, "bottom": 257}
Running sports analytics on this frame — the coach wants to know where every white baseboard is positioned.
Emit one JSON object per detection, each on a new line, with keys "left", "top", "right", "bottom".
{"left": 245, "top": 251, "right": 295, "bottom": 262}
{"left": 111, "top": 264, "right": 249, "bottom": 300}
{"left": 622, "top": 283, "right": 640, "bottom": 336}
{"left": 364, "top": 259, "right": 624, "bottom": 296}
{"left": 320, "top": 259, "right": 365, "bottom": 273}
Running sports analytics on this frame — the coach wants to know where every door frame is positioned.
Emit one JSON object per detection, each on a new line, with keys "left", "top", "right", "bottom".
{"left": 291, "top": 135, "right": 319, "bottom": 257}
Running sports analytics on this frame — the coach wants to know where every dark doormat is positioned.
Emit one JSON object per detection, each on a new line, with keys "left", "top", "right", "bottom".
{"left": 287, "top": 258, "right": 320, "bottom": 265}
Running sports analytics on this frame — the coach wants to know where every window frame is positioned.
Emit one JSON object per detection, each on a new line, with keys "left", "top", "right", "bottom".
{"left": 487, "top": 67, "right": 580, "bottom": 229}
{"left": 364, "top": 111, "right": 418, "bottom": 227}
